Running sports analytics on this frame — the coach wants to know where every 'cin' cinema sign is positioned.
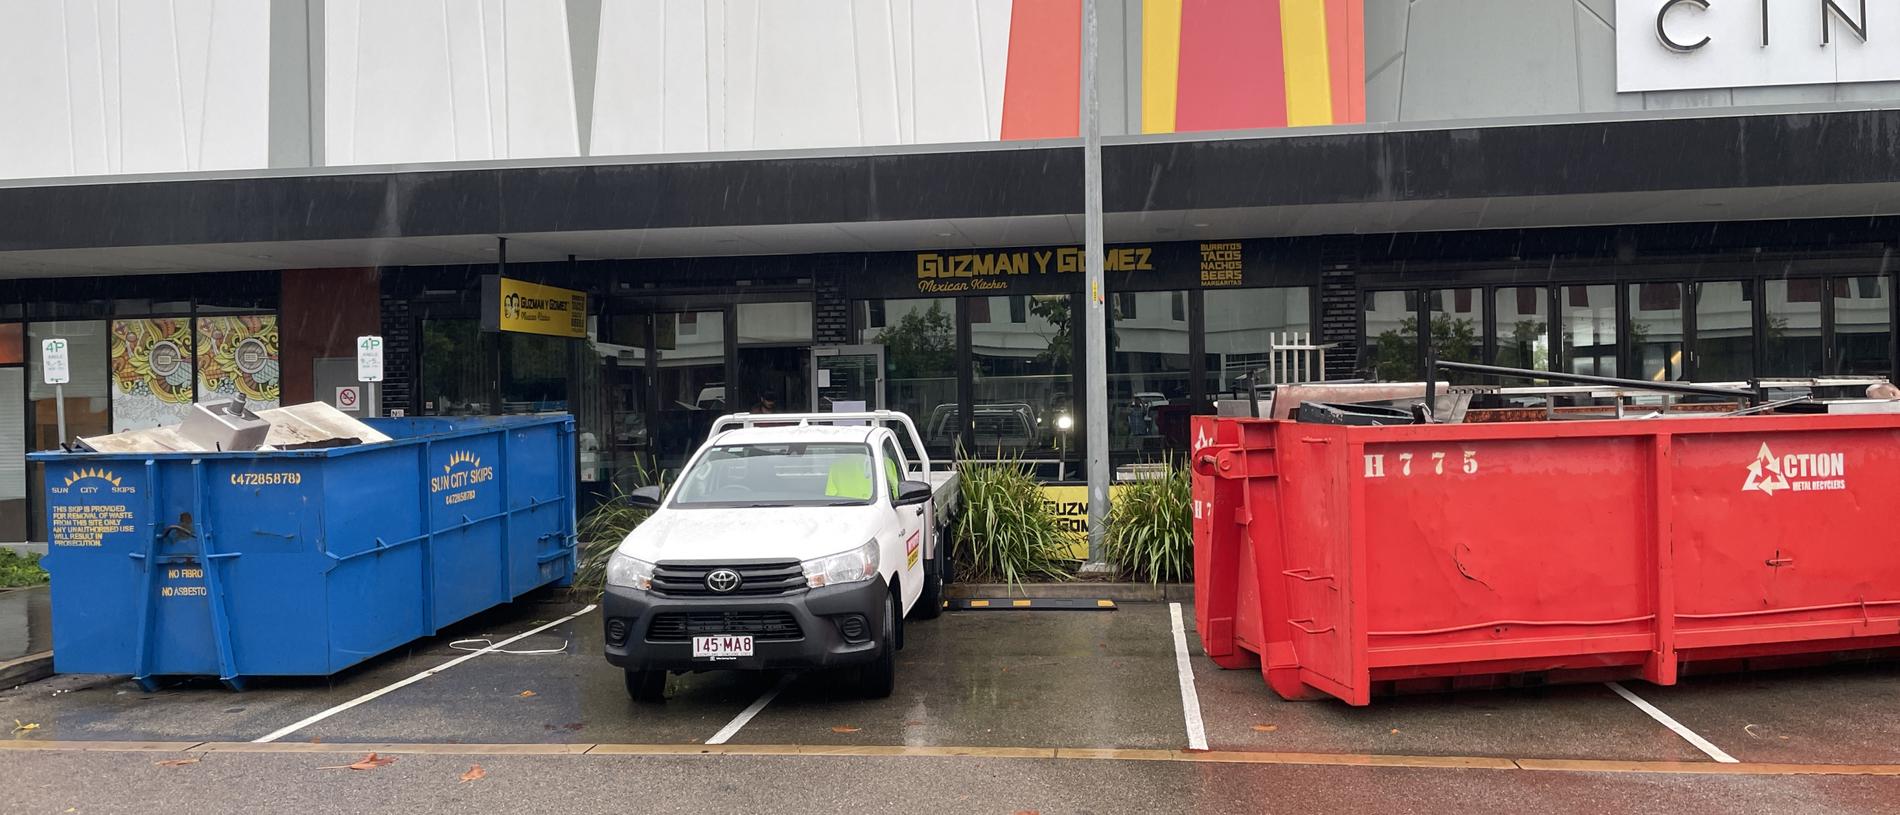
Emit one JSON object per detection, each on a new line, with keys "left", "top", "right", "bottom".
{"left": 1618, "top": 1, "right": 1896, "bottom": 92}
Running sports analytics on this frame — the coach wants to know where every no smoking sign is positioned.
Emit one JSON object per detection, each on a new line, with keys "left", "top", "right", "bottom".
{"left": 336, "top": 385, "right": 362, "bottom": 413}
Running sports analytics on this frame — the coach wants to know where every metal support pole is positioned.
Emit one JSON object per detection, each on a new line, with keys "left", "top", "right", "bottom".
{"left": 1080, "top": 0, "right": 1112, "bottom": 572}
{"left": 54, "top": 383, "right": 66, "bottom": 447}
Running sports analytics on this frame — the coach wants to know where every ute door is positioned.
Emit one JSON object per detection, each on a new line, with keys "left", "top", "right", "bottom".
{"left": 882, "top": 436, "right": 926, "bottom": 612}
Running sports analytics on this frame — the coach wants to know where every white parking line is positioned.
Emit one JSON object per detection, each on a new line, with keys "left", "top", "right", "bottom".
{"left": 706, "top": 678, "right": 791, "bottom": 745}
{"left": 1606, "top": 681, "right": 1738, "bottom": 764}
{"left": 251, "top": 604, "right": 598, "bottom": 744}
{"left": 1169, "top": 603, "right": 1210, "bottom": 751}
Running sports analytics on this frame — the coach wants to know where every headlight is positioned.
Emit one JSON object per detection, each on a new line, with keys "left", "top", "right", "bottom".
{"left": 606, "top": 553, "right": 655, "bottom": 590}
{"left": 802, "top": 540, "right": 880, "bottom": 588}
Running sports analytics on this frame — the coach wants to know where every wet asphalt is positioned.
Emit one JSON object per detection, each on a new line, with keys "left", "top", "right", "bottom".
{"left": 8, "top": 750, "right": 1900, "bottom": 815}
{"left": 7, "top": 595, "right": 1900, "bottom": 812}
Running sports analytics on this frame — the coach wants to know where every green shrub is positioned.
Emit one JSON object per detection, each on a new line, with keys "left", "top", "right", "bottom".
{"left": 1102, "top": 458, "right": 1192, "bottom": 584}
{"left": 953, "top": 457, "right": 1077, "bottom": 586}
{"left": 573, "top": 464, "right": 668, "bottom": 593}
{"left": 0, "top": 549, "right": 48, "bottom": 588}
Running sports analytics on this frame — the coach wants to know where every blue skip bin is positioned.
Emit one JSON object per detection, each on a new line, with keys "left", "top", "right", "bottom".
{"left": 30, "top": 415, "right": 577, "bottom": 689}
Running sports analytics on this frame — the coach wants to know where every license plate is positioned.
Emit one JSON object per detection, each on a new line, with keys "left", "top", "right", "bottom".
{"left": 692, "top": 635, "right": 754, "bottom": 659}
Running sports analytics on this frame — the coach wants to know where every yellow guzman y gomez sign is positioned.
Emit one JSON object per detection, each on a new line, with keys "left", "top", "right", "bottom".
{"left": 915, "top": 246, "right": 1154, "bottom": 294}
{"left": 482, "top": 277, "right": 588, "bottom": 338}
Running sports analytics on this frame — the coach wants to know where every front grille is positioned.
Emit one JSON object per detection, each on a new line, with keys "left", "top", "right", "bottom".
{"left": 646, "top": 611, "right": 803, "bottom": 642}
{"left": 973, "top": 415, "right": 1027, "bottom": 436}
{"left": 651, "top": 561, "right": 805, "bottom": 597}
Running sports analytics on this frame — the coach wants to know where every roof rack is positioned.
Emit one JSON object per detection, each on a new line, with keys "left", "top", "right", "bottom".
{"left": 708, "top": 411, "right": 937, "bottom": 477}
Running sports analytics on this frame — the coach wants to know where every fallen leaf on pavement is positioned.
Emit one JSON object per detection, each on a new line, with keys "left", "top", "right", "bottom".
{"left": 830, "top": 725, "right": 861, "bottom": 733}
{"left": 1389, "top": 729, "right": 1401, "bottom": 735}
{"left": 459, "top": 764, "right": 486, "bottom": 783}
{"left": 560, "top": 722, "right": 585, "bottom": 732}
{"left": 518, "top": 690, "right": 537, "bottom": 698}
{"left": 154, "top": 757, "right": 201, "bottom": 767}
{"left": 319, "top": 752, "right": 396, "bottom": 770}
{"left": 13, "top": 720, "right": 40, "bottom": 734}
{"left": 1251, "top": 724, "right": 1278, "bottom": 733}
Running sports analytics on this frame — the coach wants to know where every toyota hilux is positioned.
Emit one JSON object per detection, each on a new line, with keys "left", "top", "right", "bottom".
{"left": 602, "top": 411, "right": 958, "bottom": 700}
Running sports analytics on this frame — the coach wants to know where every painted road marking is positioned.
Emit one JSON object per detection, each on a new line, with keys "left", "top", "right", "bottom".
{"left": 1169, "top": 602, "right": 1209, "bottom": 751}
{"left": 705, "top": 676, "right": 791, "bottom": 746}
{"left": 250, "top": 604, "right": 598, "bottom": 744}
{"left": 946, "top": 598, "right": 1117, "bottom": 611}
{"left": 1606, "top": 681, "right": 1739, "bottom": 764}
{"left": 6, "top": 739, "right": 1900, "bottom": 776}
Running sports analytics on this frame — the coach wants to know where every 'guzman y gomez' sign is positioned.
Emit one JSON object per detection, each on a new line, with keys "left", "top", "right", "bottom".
{"left": 1617, "top": 1, "right": 1895, "bottom": 92}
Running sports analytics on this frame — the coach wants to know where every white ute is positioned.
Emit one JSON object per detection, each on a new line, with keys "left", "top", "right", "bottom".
{"left": 601, "top": 411, "right": 960, "bottom": 700}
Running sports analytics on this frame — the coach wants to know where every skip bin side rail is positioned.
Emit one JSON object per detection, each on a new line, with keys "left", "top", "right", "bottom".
{"left": 1428, "top": 360, "right": 1766, "bottom": 407}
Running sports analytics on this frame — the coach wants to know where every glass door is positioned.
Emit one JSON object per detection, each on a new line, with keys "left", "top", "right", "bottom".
{"left": 651, "top": 310, "right": 727, "bottom": 470}
{"left": 812, "top": 345, "right": 886, "bottom": 412}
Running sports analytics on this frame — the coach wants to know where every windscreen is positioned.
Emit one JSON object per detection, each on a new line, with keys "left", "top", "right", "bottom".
{"left": 671, "top": 442, "right": 877, "bottom": 507}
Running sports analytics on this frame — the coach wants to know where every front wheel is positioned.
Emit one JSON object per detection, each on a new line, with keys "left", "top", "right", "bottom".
{"left": 625, "top": 669, "right": 667, "bottom": 703}
{"left": 859, "top": 592, "right": 898, "bottom": 699}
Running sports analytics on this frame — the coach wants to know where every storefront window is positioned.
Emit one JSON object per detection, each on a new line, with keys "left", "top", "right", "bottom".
{"left": 28, "top": 321, "right": 111, "bottom": 539}
{"left": 419, "top": 318, "right": 494, "bottom": 415}
{"left": 1204, "top": 287, "right": 1312, "bottom": 396}
{"left": 584, "top": 314, "right": 648, "bottom": 487}
{"left": 971, "top": 295, "right": 1070, "bottom": 460}
{"left": 1110, "top": 291, "right": 1190, "bottom": 466}
{"left": 1835, "top": 276, "right": 1892, "bottom": 376}
{"left": 0, "top": 323, "right": 24, "bottom": 541}
{"left": 859, "top": 298, "right": 955, "bottom": 457}
{"left": 1764, "top": 279, "right": 1825, "bottom": 377}
{"left": 0, "top": 369, "right": 23, "bottom": 542}
{"left": 1492, "top": 287, "right": 1548, "bottom": 371}
{"left": 1559, "top": 285, "right": 1617, "bottom": 377}
{"left": 196, "top": 315, "right": 281, "bottom": 411}
{"left": 653, "top": 310, "right": 725, "bottom": 468}
{"left": 1629, "top": 283, "right": 1684, "bottom": 381}
{"left": 109, "top": 318, "right": 195, "bottom": 430}
{"left": 735, "top": 301, "right": 813, "bottom": 413}
{"left": 1430, "top": 289, "right": 1483, "bottom": 382}
{"left": 1695, "top": 281, "right": 1754, "bottom": 381}
{"left": 500, "top": 333, "right": 571, "bottom": 413}
{"left": 1363, "top": 290, "right": 1418, "bottom": 381}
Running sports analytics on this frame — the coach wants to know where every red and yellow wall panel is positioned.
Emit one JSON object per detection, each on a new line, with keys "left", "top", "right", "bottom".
{"left": 1001, "top": 0, "right": 1364, "bottom": 140}
{"left": 1144, "top": 0, "right": 1364, "bottom": 134}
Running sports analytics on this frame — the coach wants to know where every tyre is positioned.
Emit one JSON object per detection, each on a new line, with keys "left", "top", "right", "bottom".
{"left": 939, "top": 521, "right": 958, "bottom": 588}
{"left": 909, "top": 550, "right": 945, "bottom": 622}
{"left": 859, "top": 592, "right": 898, "bottom": 699}
{"left": 625, "top": 668, "right": 667, "bottom": 703}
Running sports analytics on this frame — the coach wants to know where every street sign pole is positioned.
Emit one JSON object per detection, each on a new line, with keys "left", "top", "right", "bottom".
{"left": 1081, "top": 0, "right": 1112, "bottom": 572}
{"left": 42, "top": 338, "right": 71, "bottom": 447}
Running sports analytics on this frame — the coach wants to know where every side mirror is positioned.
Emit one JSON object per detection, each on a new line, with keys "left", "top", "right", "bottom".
{"left": 895, "top": 480, "right": 933, "bottom": 506}
{"left": 628, "top": 485, "right": 663, "bottom": 509}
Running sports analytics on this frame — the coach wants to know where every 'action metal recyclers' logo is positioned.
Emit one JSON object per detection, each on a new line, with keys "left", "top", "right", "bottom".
{"left": 1743, "top": 443, "right": 1846, "bottom": 496}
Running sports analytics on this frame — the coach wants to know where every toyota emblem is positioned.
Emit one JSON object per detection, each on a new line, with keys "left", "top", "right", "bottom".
{"left": 705, "top": 569, "right": 742, "bottom": 593}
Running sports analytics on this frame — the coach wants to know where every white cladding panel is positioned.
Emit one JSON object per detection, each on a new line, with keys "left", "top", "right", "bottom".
{"left": 0, "top": 0, "right": 268, "bottom": 180}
